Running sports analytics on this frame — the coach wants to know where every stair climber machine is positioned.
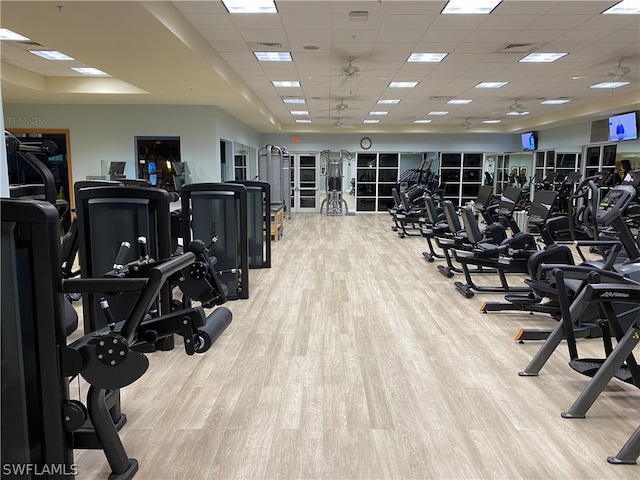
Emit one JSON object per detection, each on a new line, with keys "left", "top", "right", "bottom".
{"left": 517, "top": 269, "right": 640, "bottom": 465}
{"left": 517, "top": 183, "right": 640, "bottom": 374}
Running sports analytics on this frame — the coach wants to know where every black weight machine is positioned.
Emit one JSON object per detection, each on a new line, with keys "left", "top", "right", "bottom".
{"left": 180, "top": 183, "right": 250, "bottom": 300}
{"left": 231, "top": 180, "right": 271, "bottom": 269}
{"left": 1, "top": 196, "right": 233, "bottom": 479}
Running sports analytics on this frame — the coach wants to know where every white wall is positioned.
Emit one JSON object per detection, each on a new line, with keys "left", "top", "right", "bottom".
{"left": 261, "top": 132, "right": 521, "bottom": 156}
{"left": 6, "top": 102, "right": 636, "bottom": 194}
{"left": 3, "top": 104, "right": 261, "bottom": 187}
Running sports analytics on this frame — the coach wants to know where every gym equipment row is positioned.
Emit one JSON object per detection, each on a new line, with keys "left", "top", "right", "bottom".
{"left": 1, "top": 132, "right": 276, "bottom": 479}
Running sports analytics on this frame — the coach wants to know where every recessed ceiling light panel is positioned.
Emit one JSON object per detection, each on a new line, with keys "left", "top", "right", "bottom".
{"left": 603, "top": 0, "right": 640, "bottom": 14}
{"left": 407, "top": 53, "right": 448, "bottom": 62}
{"left": 0, "top": 28, "right": 30, "bottom": 41}
{"left": 447, "top": 99, "right": 473, "bottom": 104}
{"left": 377, "top": 99, "right": 400, "bottom": 104}
{"left": 442, "top": 0, "right": 502, "bottom": 15}
{"left": 590, "top": 81, "right": 630, "bottom": 88}
{"left": 30, "top": 50, "right": 75, "bottom": 61}
{"left": 483, "top": 120, "right": 502, "bottom": 123}
{"left": 363, "top": 119, "right": 380, "bottom": 124}
{"left": 506, "top": 111, "right": 530, "bottom": 116}
{"left": 428, "top": 111, "right": 449, "bottom": 115}
{"left": 541, "top": 99, "right": 570, "bottom": 104}
{"left": 222, "top": 0, "right": 277, "bottom": 14}
{"left": 273, "top": 81, "right": 300, "bottom": 87}
{"left": 290, "top": 111, "right": 309, "bottom": 116}
{"left": 295, "top": 119, "right": 312, "bottom": 123}
{"left": 389, "top": 81, "right": 418, "bottom": 88}
{"left": 369, "top": 111, "right": 388, "bottom": 115}
{"left": 519, "top": 52, "right": 567, "bottom": 62}
{"left": 475, "top": 81, "right": 508, "bottom": 88}
{"left": 70, "top": 67, "right": 108, "bottom": 75}
{"left": 414, "top": 120, "right": 432, "bottom": 124}
{"left": 254, "top": 52, "right": 292, "bottom": 61}
{"left": 283, "top": 98, "right": 305, "bottom": 104}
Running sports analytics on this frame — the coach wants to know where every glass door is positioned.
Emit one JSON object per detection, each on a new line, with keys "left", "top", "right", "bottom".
{"left": 291, "top": 154, "right": 319, "bottom": 212}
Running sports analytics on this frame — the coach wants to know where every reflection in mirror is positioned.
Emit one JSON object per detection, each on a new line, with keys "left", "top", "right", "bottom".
{"left": 234, "top": 143, "right": 257, "bottom": 181}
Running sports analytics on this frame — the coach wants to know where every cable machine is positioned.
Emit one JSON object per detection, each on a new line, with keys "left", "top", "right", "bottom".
{"left": 258, "top": 144, "right": 291, "bottom": 219}
{"left": 319, "top": 149, "right": 355, "bottom": 216}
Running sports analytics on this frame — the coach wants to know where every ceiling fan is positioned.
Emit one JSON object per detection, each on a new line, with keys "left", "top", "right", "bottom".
{"left": 462, "top": 119, "right": 472, "bottom": 130}
{"left": 575, "top": 58, "right": 637, "bottom": 83}
{"left": 607, "top": 58, "right": 632, "bottom": 81}
{"left": 507, "top": 99, "right": 531, "bottom": 116}
{"left": 318, "top": 100, "right": 353, "bottom": 113}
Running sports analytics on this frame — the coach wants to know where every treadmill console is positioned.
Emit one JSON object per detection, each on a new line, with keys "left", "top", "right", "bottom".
{"left": 596, "top": 185, "right": 636, "bottom": 225}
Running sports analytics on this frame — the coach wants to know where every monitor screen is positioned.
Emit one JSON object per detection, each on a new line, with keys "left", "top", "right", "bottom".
{"left": 608, "top": 112, "right": 638, "bottom": 142}
{"left": 521, "top": 132, "right": 537, "bottom": 151}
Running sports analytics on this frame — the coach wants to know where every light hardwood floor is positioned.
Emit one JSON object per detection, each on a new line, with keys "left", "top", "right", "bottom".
{"left": 74, "top": 213, "right": 639, "bottom": 479}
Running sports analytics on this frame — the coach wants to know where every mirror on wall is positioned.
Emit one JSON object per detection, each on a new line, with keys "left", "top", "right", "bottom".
{"left": 136, "top": 136, "right": 181, "bottom": 191}
{"left": 234, "top": 143, "right": 256, "bottom": 181}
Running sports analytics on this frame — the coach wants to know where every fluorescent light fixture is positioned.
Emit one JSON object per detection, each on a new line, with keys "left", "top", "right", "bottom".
{"left": 447, "top": 99, "right": 473, "bottom": 104}
{"left": 541, "top": 99, "right": 570, "bottom": 104}
{"left": 377, "top": 99, "right": 400, "bottom": 104}
{"left": 369, "top": 111, "right": 388, "bottom": 116}
{"left": 428, "top": 111, "right": 449, "bottom": 115}
{"left": 519, "top": 52, "right": 567, "bottom": 63}
{"left": 272, "top": 81, "right": 300, "bottom": 87}
{"left": 30, "top": 50, "right": 74, "bottom": 61}
{"left": 290, "top": 111, "right": 309, "bottom": 116}
{"left": 590, "top": 81, "right": 630, "bottom": 88}
{"left": 475, "top": 81, "right": 508, "bottom": 88}
{"left": 603, "top": 0, "right": 640, "bottom": 14}
{"left": 70, "top": 67, "right": 108, "bottom": 75}
{"left": 442, "top": 0, "right": 502, "bottom": 14}
{"left": 222, "top": 0, "right": 277, "bottom": 13}
{"left": 349, "top": 11, "right": 369, "bottom": 22}
{"left": 283, "top": 98, "right": 305, "bottom": 104}
{"left": 407, "top": 53, "right": 448, "bottom": 62}
{"left": 414, "top": 120, "right": 432, "bottom": 124}
{"left": 363, "top": 119, "right": 380, "bottom": 124}
{"left": 482, "top": 120, "right": 502, "bottom": 124}
{"left": 506, "top": 111, "right": 530, "bottom": 116}
{"left": 295, "top": 119, "right": 312, "bottom": 123}
{"left": 389, "top": 81, "right": 418, "bottom": 88}
{"left": 254, "top": 52, "right": 292, "bottom": 61}
{"left": 0, "top": 28, "right": 30, "bottom": 41}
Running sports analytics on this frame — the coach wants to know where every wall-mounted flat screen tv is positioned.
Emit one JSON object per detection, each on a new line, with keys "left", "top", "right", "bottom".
{"left": 521, "top": 131, "right": 537, "bottom": 151}
{"left": 608, "top": 111, "right": 638, "bottom": 142}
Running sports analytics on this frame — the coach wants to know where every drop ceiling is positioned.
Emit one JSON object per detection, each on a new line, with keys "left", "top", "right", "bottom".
{"left": 1, "top": 1, "right": 639, "bottom": 134}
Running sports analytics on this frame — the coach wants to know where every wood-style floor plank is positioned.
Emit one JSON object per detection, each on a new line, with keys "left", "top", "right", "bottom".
{"left": 73, "top": 212, "right": 639, "bottom": 479}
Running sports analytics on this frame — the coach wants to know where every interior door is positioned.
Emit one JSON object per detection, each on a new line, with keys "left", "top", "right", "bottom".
{"left": 291, "top": 154, "right": 319, "bottom": 212}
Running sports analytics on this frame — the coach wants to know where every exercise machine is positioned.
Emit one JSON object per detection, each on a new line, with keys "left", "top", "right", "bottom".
{"left": 1, "top": 196, "right": 233, "bottom": 479}
{"left": 319, "top": 149, "right": 355, "bottom": 216}
{"left": 180, "top": 183, "right": 250, "bottom": 300}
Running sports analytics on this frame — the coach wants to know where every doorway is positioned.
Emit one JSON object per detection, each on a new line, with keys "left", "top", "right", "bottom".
{"left": 290, "top": 153, "right": 320, "bottom": 213}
